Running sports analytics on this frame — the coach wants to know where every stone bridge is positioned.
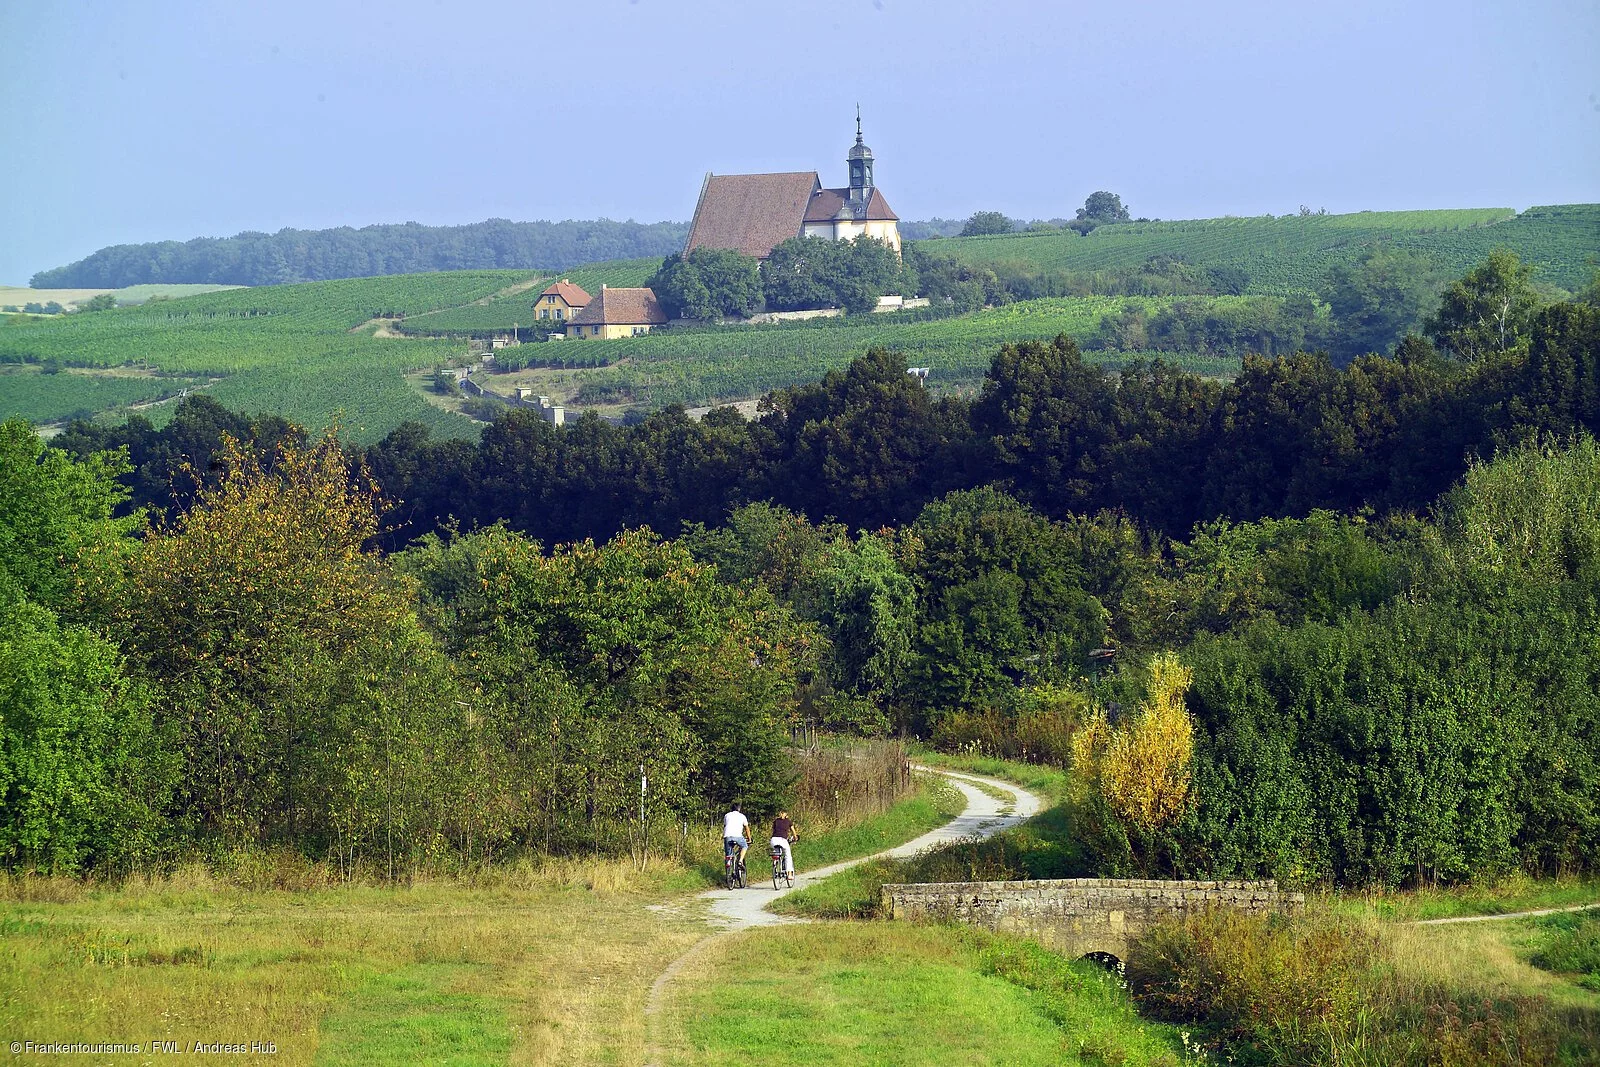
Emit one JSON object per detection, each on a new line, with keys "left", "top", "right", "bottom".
{"left": 882, "top": 878, "right": 1303, "bottom": 961}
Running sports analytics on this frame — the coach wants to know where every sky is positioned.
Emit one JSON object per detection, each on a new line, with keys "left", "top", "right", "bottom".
{"left": 3, "top": 0, "right": 1598, "bottom": 285}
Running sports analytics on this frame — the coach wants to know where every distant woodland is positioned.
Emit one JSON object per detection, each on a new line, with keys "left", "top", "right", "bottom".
{"left": 30, "top": 219, "right": 691, "bottom": 288}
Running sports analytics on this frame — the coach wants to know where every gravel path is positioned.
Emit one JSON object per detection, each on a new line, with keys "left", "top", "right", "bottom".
{"left": 695, "top": 767, "right": 1043, "bottom": 931}
{"left": 642, "top": 766, "right": 1046, "bottom": 1065}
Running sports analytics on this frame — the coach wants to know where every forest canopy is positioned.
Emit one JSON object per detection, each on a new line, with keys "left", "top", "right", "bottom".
{"left": 30, "top": 218, "right": 692, "bottom": 288}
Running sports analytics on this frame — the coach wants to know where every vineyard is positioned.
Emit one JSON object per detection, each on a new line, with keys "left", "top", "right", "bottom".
{"left": 541, "top": 296, "right": 1247, "bottom": 408}
{"left": 0, "top": 366, "right": 205, "bottom": 424}
{"left": 2, "top": 205, "right": 1593, "bottom": 436}
{"left": 396, "top": 257, "right": 661, "bottom": 336}
{"left": 0, "top": 272, "right": 522, "bottom": 441}
{"left": 933, "top": 205, "right": 1599, "bottom": 295}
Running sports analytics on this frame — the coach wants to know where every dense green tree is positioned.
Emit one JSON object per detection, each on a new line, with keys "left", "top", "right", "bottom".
{"left": 1425, "top": 250, "right": 1544, "bottom": 362}
{"left": 0, "top": 418, "right": 140, "bottom": 611}
{"left": 1068, "top": 191, "right": 1134, "bottom": 234}
{"left": 763, "top": 347, "right": 963, "bottom": 528}
{"left": 53, "top": 395, "right": 302, "bottom": 521}
{"left": 1319, "top": 248, "right": 1442, "bottom": 362}
{"left": 761, "top": 235, "right": 904, "bottom": 313}
{"left": 762, "top": 237, "right": 841, "bottom": 311}
{"left": 648, "top": 247, "right": 763, "bottom": 321}
{"left": 970, "top": 335, "right": 1119, "bottom": 514}
{"left": 904, "top": 488, "right": 1108, "bottom": 720}
{"left": 960, "top": 211, "right": 1014, "bottom": 237}
{"left": 0, "top": 599, "right": 172, "bottom": 872}
{"left": 113, "top": 432, "right": 431, "bottom": 847}
{"left": 399, "top": 525, "right": 813, "bottom": 826}
{"left": 79, "top": 292, "right": 118, "bottom": 312}
{"left": 808, "top": 532, "right": 918, "bottom": 733}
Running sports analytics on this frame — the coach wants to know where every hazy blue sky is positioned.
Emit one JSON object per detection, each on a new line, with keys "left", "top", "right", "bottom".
{"left": 4, "top": 0, "right": 1597, "bottom": 284}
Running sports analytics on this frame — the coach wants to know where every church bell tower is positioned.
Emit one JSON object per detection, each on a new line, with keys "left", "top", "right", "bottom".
{"left": 847, "top": 105, "right": 874, "bottom": 205}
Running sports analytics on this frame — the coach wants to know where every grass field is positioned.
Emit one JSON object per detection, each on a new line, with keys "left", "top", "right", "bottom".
{"left": 654, "top": 924, "right": 1186, "bottom": 1067}
{"left": 0, "top": 283, "right": 243, "bottom": 309}
{"left": 932, "top": 204, "right": 1600, "bottom": 296}
{"left": 0, "top": 776, "right": 981, "bottom": 1065}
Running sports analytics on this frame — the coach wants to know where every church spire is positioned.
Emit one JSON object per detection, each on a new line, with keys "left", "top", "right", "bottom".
{"left": 847, "top": 106, "right": 874, "bottom": 204}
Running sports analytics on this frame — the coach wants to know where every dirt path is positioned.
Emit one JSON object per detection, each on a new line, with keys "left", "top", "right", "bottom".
{"left": 642, "top": 767, "right": 1044, "bottom": 1065}
{"left": 1408, "top": 902, "right": 1600, "bottom": 926}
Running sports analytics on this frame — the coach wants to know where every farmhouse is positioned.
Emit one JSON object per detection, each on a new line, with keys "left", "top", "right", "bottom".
{"left": 534, "top": 279, "right": 590, "bottom": 322}
{"left": 684, "top": 113, "right": 900, "bottom": 260}
{"left": 565, "top": 285, "right": 667, "bottom": 340}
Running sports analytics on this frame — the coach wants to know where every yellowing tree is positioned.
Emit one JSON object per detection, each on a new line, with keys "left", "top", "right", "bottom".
{"left": 1072, "top": 651, "right": 1195, "bottom": 834}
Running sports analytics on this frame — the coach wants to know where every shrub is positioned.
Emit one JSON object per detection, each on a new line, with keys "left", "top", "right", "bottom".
{"left": 932, "top": 684, "right": 1085, "bottom": 764}
{"left": 1128, "top": 908, "right": 1600, "bottom": 1066}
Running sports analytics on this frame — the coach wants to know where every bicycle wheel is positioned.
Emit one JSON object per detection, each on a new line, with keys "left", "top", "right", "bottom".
{"left": 772, "top": 857, "right": 782, "bottom": 891}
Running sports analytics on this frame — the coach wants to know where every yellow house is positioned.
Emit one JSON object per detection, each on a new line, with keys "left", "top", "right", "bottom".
{"left": 534, "top": 279, "right": 591, "bottom": 323}
{"left": 564, "top": 286, "right": 668, "bottom": 340}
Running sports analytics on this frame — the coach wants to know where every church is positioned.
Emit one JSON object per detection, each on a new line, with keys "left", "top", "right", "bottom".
{"left": 683, "top": 113, "right": 901, "bottom": 261}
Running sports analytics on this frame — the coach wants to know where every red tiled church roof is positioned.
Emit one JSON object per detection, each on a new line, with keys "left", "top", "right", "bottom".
{"left": 684, "top": 172, "right": 822, "bottom": 259}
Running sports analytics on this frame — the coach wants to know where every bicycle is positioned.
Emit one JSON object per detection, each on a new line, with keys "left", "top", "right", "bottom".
{"left": 723, "top": 839, "right": 747, "bottom": 889}
{"left": 770, "top": 843, "right": 794, "bottom": 890}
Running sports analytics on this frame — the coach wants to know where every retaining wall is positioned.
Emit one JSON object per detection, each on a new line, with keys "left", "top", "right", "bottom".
{"left": 882, "top": 877, "right": 1303, "bottom": 960}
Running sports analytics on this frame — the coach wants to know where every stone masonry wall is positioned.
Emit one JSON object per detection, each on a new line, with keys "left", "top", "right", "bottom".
{"left": 882, "top": 878, "right": 1304, "bottom": 960}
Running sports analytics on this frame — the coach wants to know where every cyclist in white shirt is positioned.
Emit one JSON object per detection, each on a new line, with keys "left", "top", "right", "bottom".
{"left": 722, "top": 804, "right": 751, "bottom": 873}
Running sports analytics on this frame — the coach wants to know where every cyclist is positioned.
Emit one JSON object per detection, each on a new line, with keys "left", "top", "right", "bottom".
{"left": 770, "top": 810, "right": 797, "bottom": 879}
{"left": 721, "top": 803, "right": 751, "bottom": 879}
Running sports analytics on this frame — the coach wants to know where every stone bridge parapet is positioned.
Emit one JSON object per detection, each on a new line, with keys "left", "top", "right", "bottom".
{"left": 882, "top": 877, "right": 1303, "bottom": 961}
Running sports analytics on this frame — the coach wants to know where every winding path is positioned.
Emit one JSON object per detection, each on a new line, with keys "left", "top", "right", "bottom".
{"left": 642, "top": 767, "right": 1045, "bottom": 1065}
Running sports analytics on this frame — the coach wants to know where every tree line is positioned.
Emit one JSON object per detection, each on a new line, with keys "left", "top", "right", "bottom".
{"left": 29, "top": 219, "right": 692, "bottom": 289}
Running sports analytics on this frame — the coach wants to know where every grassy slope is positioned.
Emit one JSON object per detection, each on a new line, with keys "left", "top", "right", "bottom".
{"left": 0, "top": 283, "right": 242, "bottom": 309}
{"left": 657, "top": 924, "right": 1186, "bottom": 1067}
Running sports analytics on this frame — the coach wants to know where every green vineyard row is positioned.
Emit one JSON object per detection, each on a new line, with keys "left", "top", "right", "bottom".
{"left": 934, "top": 204, "right": 1599, "bottom": 295}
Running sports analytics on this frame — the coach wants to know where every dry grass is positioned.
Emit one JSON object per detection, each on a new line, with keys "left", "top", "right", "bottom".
{"left": 1128, "top": 905, "right": 1600, "bottom": 1066}
{"left": 1388, "top": 919, "right": 1600, "bottom": 1012}
{"left": 0, "top": 859, "right": 708, "bottom": 1066}
{"left": 787, "top": 738, "right": 915, "bottom": 836}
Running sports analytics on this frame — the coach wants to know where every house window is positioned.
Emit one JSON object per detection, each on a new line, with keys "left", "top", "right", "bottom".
{"left": 555, "top": 309, "right": 563, "bottom": 320}
{"left": 539, "top": 309, "right": 547, "bottom": 319}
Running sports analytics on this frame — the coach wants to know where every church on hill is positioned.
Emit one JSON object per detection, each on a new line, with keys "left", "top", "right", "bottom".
{"left": 684, "top": 112, "right": 901, "bottom": 261}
